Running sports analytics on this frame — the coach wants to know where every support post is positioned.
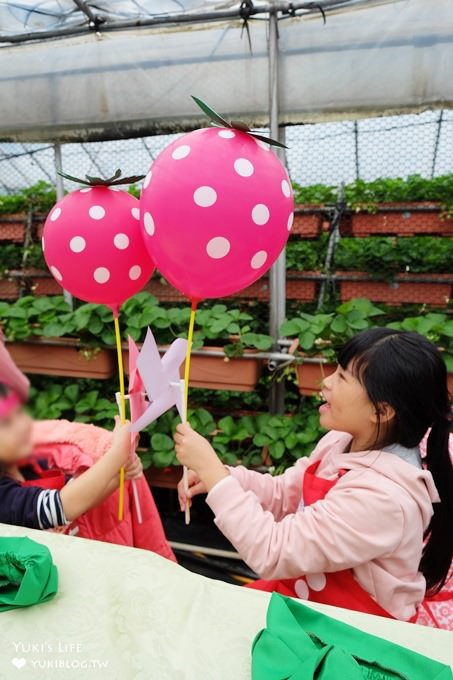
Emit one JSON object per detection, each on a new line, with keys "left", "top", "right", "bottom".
{"left": 54, "top": 143, "right": 73, "bottom": 309}
{"left": 268, "top": 10, "right": 287, "bottom": 414}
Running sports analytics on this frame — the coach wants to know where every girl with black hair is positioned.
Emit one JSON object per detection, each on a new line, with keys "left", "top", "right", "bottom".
{"left": 174, "top": 328, "right": 453, "bottom": 624}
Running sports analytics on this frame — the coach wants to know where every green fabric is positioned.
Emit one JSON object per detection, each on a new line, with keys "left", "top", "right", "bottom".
{"left": 0, "top": 537, "right": 58, "bottom": 611}
{"left": 252, "top": 593, "right": 453, "bottom": 680}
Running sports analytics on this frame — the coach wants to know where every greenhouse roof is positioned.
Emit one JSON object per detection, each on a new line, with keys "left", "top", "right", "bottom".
{"left": 0, "top": 1, "right": 354, "bottom": 43}
{"left": 0, "top": 0, "right": 452, "bottom": 143}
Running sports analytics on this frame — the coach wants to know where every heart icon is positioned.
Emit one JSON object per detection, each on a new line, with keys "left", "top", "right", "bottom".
{"left": 11, "top": 658, "right": 27, "bottom": 669}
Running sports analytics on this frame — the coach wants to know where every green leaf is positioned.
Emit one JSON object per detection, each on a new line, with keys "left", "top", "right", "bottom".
{"left": 253, "top": 433, "right": 271, "bottom": 447}
{"left": 151, "top": 449, "right": 177, "bottom": 468}
{"left": 299, "top": 330, "right": 316, "bottom": 350}
{"left": 191, "top": 96, "right": 230, "bottom": 128}
{"left": 63, "top": 384, "right": 79, "bottom": 402}
{"left": 443, "top": 353, "right": 453, "bottom": 372}
{"left": 269, "top": 440, "right": 285, "bottom": 460}
{"left": 249, "top": 132, "right": 288, "bottom": 150}
{"left": 218, "top": 415, "right": 235, "bottom": 436}
{"left": 151, "top": 433, "right": 174, "bottom": 452}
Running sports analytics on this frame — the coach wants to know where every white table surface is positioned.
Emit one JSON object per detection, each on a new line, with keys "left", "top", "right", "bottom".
{"left": 0, "top": 523, "right": 451, "bottom": 679}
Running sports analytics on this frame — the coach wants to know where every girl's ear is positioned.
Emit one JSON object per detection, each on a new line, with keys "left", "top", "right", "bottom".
{"left": 371, "top": 402, "right": 395, "bottom": 424}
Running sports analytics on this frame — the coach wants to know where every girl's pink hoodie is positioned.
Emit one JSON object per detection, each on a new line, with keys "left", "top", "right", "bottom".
{"left": 206, "top": 430, "right": 440, "bottom": 621}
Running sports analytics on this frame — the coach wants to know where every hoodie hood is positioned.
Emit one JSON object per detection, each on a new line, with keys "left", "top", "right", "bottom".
{"left": 319, "top": 430, "right": 440, "bottom": 529}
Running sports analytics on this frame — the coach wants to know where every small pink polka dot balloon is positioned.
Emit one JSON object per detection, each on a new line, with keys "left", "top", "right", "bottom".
{"left": 43, "top": 174, "right": 155, "bottom": 313}
{"left": 140, "top": 100, "right": 294, "bottom": 301}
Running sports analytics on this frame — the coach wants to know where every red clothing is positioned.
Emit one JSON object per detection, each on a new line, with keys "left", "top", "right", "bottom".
{"left": 248, "top": 459, "right": 396, "bottom": 619}
{"left": 31, "top": 419, "right": 175, "bottom": 562}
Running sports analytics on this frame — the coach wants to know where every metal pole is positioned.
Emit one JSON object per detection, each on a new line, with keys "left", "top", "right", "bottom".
{"left": 54, "top": 143, "right": 73, "bottom": 309}
{"left": 268, "top": 10, "right": 286, "bottom": 414}
{"left": 431, "top": 109, "right": 443, "bottom": 179}
{"left": 353, "top": 120, "right": 359, "bottom": 180}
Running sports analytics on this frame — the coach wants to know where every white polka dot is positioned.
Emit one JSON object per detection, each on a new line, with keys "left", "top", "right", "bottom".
{"left": 294, "top": 579, "right": 309, "bottom": 600}
{"left": 218, "top": 130, "right": 235, "bottom": 139}
{"left": 306, "top": 573, "right": 327, "bottom": 592}
{"left": 108, "top": 186, "right": 120, "bottom": 191}
{"left": 131, "top": 207, "right": 140, "bottom": 220}
{"left": 172, "top": 145, "right": 191, "bottom": 160}
{"left": 143, "top": 171, "right": 152, "bottom": 189}
{"left": 234, "top": 158, "right": 254, "bottom": 177}
{"left": 41, "top": 237, "right": 45, "bottom": 252}
{"left": 287, "top": 212, "right": 294, "bottom": 231}
{"left": 69, "top": 236, "right": 86, "bottom": 253}
{"left": 113, "top": 233, "right": 129, "bottom": 250}
{"left": 93, "top": 267, "right": 110, "bottom": 284}
{"left": 281, "top": 179, "right": 291, "bottom": 198}
{"left": 251, "top": 250, "right": 268, "bottom": 270}
{"left": 206, "top": 237, "right": 231, "bottom": 260}
{"left": 129, "top": 265, "right": 141, "bottom": 281}
{"left": 144, "top": 212, "right": 155, "bottom": 236}
{"left": 89, "top": 205, "right": 105, "bottom": 220}
{"left": 193, "top": 186, "right": 217, "bottom": 208}
{"left": 80, "top": 187, "right": 92, "bottom": 193}
{"left": 50, "top": 207, "right": 61, "bottom": 222}
{"left": 252, "top": 204, "right": 270, "bottom": 226}
{"left": 50, "top": 265, "right": 62, "bottom": 282}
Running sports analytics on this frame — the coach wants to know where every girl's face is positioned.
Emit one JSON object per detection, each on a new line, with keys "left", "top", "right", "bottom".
{"left": 0, "top": 406, "right": 33, "bottom": 464}
{"left": 319, "top": 363, "right": 386, "bottom": 449}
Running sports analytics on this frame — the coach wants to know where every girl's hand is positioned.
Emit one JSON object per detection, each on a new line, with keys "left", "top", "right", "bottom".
{"left": 177, "top": 470, "right": 207, "bottom": 511}
{"left": 111, "top": 416, "right": 132, "bottom": 464}
{"left": 174, "top": 423, "right": 229, "bottom": 492}
{"left": 124, "top": 453, "right": 143, "bottom": 480}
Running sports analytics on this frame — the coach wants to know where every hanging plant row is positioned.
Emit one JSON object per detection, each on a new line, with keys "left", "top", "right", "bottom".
{"left": 0, "top": 294, "right": 451, "bottom": 395}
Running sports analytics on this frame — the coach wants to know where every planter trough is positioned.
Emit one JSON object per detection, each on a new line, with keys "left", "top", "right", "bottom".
{"left": 0, "top": 214, "right": 26, "bottom": 242}
{"left": 338, "top": 272, "right": 452, "bottom": 306}
{"left": 296, "top": 358, "right": 336, "bottom": 396}
{"left": 291, "top": 206, "right": 324, "bottom": 238}
{"left": 123, "top": 345, "right": 263, "bottom": 392}
{"left": 0, "top": 278, "right": 20, "bottom": 300}
{"left": 343, "top": 203, "right": 453, "bottom": 237}
{"left": 6, "top": 339, "right": 115, "bottom": 379}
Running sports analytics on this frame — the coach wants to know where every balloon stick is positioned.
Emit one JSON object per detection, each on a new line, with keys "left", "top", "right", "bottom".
{"left": 181, "top": 301, "right": 198, "bottom": 525}
{"left": 113, "top": 313, "right": 126, "bottom": 521}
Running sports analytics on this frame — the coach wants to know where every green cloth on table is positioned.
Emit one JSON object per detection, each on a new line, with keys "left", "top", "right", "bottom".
{"left": 0, "top": 536, "right": 58, "bottom": 611}
{"left": 252, "top": 593, "right": 453, "bottom": 680}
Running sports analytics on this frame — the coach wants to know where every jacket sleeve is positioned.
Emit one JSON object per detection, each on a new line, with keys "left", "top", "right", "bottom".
{"left": 228, "top": 458, "right": 311, "bottom": 520}
{"left": 0, "top": 477, "right": 67, "bottom": 530}
{"left": 226, "top": 432, "right": 338, "bottom": 519}
{"left": 206, "top": 471, "right": 405, "bottom": 579}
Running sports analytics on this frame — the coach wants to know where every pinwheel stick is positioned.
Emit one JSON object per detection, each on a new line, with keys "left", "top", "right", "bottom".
{"left": 182, "top": 301, "right": 198, "bottom": 525}
{"left": 113, "top": 313, "right": 126, "bottom": 521}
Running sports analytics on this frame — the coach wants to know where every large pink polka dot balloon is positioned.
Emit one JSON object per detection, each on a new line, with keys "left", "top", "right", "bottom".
{"left": 140, "top": 127, "right": 294, "bottom": 301}
{"left": 43, "top": 187, "right": 155, "bottom": 311}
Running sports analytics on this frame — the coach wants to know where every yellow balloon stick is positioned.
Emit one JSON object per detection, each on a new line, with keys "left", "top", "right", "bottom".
{"left": 182, "top": 302, "right": 198, "bottom": 525}
{"left": 113, "top": 314, "right": 126, "bottom": 521}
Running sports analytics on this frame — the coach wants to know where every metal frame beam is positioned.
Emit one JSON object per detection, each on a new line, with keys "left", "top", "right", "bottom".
{"left": 0, "top": 0, "right": 358, "bottom": 45}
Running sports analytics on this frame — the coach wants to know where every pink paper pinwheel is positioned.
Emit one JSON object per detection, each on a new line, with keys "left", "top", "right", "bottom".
{"left": 129, "top": 328, "right": 188, "bottom": 433}
{"left": 127, "top": 335, "right": 148, "bottom": 429}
